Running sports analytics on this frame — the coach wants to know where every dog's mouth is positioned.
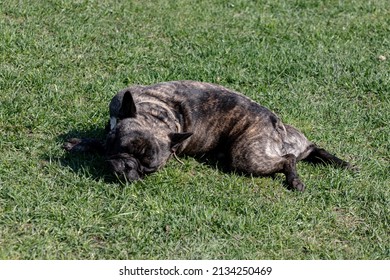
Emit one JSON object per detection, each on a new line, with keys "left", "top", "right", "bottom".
{"left": 106, "top": 153, "right": 158, "bottom": 182}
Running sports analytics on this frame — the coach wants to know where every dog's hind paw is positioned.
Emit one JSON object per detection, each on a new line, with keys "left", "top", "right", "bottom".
{"left": 292, "top": 178, "right": 305, "bottom": 192}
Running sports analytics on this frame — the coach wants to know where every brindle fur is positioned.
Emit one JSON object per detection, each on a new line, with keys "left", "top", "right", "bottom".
{"left": 64, "top": 80, "right": 353, "bottom": 191}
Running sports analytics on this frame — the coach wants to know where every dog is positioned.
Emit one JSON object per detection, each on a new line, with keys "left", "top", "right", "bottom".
{"left": 64, "top": 80, "right": 354, "bottom": 191}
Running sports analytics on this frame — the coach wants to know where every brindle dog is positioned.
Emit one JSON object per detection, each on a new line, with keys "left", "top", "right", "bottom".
{"left": 64, "top": 81, "right": 354, "bottom": 191}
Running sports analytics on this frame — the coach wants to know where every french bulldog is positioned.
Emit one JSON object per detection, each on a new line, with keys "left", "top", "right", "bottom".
{"left": 64, "top": 80, "right": 354, "bottom": 191}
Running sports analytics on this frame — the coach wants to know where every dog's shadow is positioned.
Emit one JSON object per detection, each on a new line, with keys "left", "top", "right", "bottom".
{"left": 57, "top": 128, "right": 117, "bottom": 182}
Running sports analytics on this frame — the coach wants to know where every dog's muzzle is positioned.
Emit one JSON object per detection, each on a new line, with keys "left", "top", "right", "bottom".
{"left": 107, "top": 153, "right": 143, "bottom": 182}
{"left": 106, "top": 153, "right": 159, "bottom": 182}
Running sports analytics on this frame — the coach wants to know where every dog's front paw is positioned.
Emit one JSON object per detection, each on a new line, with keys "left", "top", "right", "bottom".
{"left": 63, "top": 138, "right": 105, "bottom": 154}
{"left": 63, "top": 138, "right": 84, "bottom": 152}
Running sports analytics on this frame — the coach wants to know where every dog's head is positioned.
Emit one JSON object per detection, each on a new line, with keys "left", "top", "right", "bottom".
{"left": 105, "top": 90, "right": 192, "bottom": 182}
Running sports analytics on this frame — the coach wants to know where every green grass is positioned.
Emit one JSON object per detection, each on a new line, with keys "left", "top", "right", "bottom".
{"left": 0, "top": 0, "right": 389, "bottom": 259}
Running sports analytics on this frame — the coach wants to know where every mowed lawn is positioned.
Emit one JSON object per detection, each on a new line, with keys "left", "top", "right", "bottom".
{"left": 0, "top": 0, "right": 389, "bottom": 259}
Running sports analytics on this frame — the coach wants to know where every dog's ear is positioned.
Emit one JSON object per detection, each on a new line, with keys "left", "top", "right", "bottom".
{"left": 169, "top": 132, "right": 193, "bottom": 152}
{"left": 119, "top": 91, "right": 137, "bottom": 119}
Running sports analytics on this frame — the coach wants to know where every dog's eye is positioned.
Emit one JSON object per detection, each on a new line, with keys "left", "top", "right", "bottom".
{"left": 138, "top": 150, "right": 154, "bottom": 165}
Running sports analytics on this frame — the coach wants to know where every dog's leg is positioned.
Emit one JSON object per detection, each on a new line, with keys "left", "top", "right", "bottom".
{"left": 231, "top": 145, "right": 305, "bottom": 191}
{"left": 303, "top": 145, "right": 353, "bottom": 170}
{"left": 282, "top": 154, "right": 305, "bottom": 191}
{"left": 248, "top": 154, "right": 305, "bottom": 191}
{"left": 63, "top": 138, "right": 105, "bottom": 155}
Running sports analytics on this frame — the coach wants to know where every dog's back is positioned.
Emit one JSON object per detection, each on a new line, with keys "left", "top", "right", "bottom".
{"left": 109, "top": 81, "right": 312, "bottom": 159}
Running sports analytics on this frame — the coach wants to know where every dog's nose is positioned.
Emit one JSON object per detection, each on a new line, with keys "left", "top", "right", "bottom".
{"left": 106, "top": 156, "right": 143, "bottom": 182}
{"left": 124, "top": 169, "right": 141, "bottom": 182}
